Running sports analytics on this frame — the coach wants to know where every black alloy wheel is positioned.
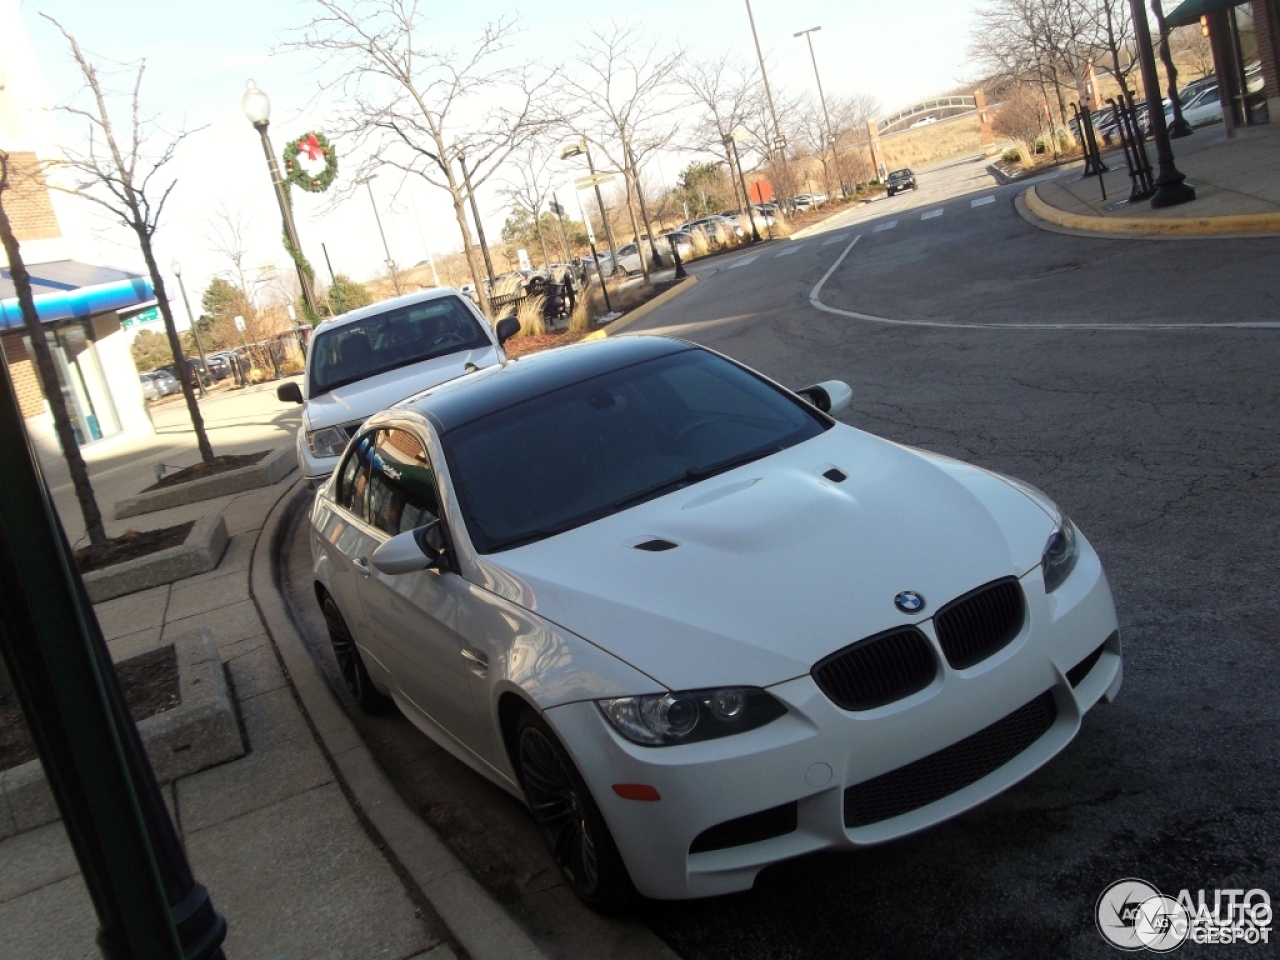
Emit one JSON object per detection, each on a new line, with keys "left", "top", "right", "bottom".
{"left": 322, "top": 594, "right": 392, "bottom": 714}
{"left": 516, "top": 710, "right": 634, "bottom": 913}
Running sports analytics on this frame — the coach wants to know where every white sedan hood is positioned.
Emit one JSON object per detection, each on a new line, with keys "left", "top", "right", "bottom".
{"left": 478, "top": 426, "right": 1059, "bottom": 691}
{"left": 304, "top": 347, "right": 499, "bottom": 431}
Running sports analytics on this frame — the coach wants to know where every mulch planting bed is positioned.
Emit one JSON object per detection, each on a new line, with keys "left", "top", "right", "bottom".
{"left": 143, "top": 450, "right": 270, "bottom": 492}
{"left": 73, "top": 521, "right": 195, "bottom": 574}
{"left": 0, "top": 644, "right": 179, "bottom": 772}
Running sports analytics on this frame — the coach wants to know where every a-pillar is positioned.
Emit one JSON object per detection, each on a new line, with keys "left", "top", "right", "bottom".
{"left": 866, "top": 119, "right": 886, "bottom": 181}
{"left": 975, "top": 89, "right": 995, "bottom": 149}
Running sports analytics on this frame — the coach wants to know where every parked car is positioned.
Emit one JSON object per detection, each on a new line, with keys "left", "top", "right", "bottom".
{"left": 309, "top": 334, "right": 1122, "bottom": 910}
{"left": 886, "top": 168, "right": 918, "bottom": 196}
{"left": 1170, "top": 84, "right": 1223, "bottom": 128}
{"left": 276, "top": 287, "right": 519, "bottom": 482}
{"left": 139, "top": 369, "right": 179, "bottom": 400}
{"left": 657, "top": 230, "right": 696, "bottom": 261}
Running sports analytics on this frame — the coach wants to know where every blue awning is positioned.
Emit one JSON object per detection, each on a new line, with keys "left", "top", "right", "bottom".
{"left": 0, "top": 261, "right": 154, "bottom": 329}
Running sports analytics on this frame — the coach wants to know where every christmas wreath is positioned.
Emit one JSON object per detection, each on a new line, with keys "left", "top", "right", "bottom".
{"left": 283, "top": 131, "right": 338, "bottom": 193}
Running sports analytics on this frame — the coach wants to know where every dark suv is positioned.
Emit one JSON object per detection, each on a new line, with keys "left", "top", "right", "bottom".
{"left": 886, "top": 168, "right": 918, "bottom": 196}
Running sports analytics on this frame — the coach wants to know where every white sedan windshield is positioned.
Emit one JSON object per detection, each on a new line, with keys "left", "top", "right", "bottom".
{"left": 442, "top": 349, "right": 829, "bottom": 553}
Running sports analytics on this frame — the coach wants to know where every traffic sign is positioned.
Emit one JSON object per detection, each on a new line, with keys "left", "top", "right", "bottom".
{"left": 574, "top": 173, "right": 616, "bottom": 189}
{"left": 121, "top": 306, "right": 159, "bottom": 329}
{"left": 234, "top": 315, "right": 246, "bottom": 332}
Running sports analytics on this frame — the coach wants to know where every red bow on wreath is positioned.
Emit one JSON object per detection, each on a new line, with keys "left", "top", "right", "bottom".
{"left": 297, "top": 133, "right": 326, "bottom": 161}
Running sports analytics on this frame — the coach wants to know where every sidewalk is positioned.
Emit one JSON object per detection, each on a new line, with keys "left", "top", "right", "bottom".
{"left": 0, "top": 384, "right": 546, "bottom": 959}
{"left": 1021, "top": 125, "right": 1280, "bottom": 237}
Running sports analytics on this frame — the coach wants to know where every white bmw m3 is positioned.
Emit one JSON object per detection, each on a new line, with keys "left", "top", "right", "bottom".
{"left": 308, "top": 335, "right": 1122, "bottom": 910}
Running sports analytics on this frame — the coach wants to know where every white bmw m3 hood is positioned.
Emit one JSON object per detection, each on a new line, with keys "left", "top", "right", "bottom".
{"left": 479, "top": 426, "right": 1059, "bottom": 691}
{"left": 305, "top": 346, "right": 499, "bottom": 432}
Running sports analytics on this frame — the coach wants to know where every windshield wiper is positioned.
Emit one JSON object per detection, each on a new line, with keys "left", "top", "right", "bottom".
{"left": 612, "top": 444, "right": 781, "bottom": 512}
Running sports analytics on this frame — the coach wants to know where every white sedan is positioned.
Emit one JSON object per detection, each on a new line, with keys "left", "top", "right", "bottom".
{"left": 309, "top": 336, "right": 1122, "bottom": 910}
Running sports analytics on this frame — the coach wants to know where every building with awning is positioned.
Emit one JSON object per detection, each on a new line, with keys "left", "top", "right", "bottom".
{"left": 1164, "top": 0, "right": 1277, "bottom": 132}
{"left": 1, "top": 252, "right": 158, "bottom": 448}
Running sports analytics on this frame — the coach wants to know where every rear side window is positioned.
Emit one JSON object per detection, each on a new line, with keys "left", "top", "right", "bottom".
{"left": 336, "top": 432, "right": 375, "bottom": 519}
{"left": 366, "top": 428, "right": 442, "bottom": 537}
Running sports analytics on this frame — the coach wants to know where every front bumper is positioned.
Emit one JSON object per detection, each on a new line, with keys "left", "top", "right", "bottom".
{"left": 544, "top": 542, "right": 1121, "bottom": 900}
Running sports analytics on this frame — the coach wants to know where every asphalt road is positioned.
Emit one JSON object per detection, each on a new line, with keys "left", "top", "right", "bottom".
{"left": 280, "top": 156, "right": 1279, "bottom": 959}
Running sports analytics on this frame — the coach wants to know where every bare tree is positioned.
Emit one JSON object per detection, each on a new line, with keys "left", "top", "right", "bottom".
{"left": 43, "top": 17, "right": 214, "bottom": 462}
{"left": 499, "top": 145, "right": 556, "bottom": 268}
{"left": 0, "top": 151, "right": 108, "bottom": 546}
{"left": 557, "top": 24, "right": 682, "bottom": 284}
{"left": 1169, "top": 23, "right": 1214, "bottom": 79}
{"left": 291, "top": 1, "right": 556, "bottom": 320}
{"left": 677, "top": 55, "right": 763, "bottom": 212}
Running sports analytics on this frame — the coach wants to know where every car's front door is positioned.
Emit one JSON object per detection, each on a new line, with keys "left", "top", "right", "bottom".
{"left": 355, "top": 426, "right": 495, "bottom": 770}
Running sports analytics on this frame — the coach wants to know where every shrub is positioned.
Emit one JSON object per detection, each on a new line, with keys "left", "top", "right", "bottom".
{"left": 514, "top": 295, "right": 548, "bottom": 337}
{"left": 1002, "top": 148, "right": 1023, "bottom": 164}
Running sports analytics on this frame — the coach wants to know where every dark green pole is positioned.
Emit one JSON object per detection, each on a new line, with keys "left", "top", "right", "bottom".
{"left": 0, "top": 300, "right": 226, "bottom": 956}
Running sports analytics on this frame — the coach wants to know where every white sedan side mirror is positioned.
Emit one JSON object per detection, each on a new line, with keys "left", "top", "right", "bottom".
{"left": 371, "top": 522, "right": 446, "bottom": 575}
{"left": 797, "top": 380, "right": 852, "bottom": 418}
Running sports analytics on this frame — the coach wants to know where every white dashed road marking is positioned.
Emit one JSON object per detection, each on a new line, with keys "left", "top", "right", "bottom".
{"left": 775, "top": 245, "right": 803, "bottom": 257}
{"left": 921, "top": 209, "right": 944, "bottom": 220}
{"left": 822, "top": 234, "right": 850, "bottom": 245}
{"left": 873, "top": 220, "right": 898, "bottom": 232}
{"left": 971, "top": 196, "right": 996, "bottom": 207}
{"left": 729, "top": 255, "right": 759, "bottom": 268}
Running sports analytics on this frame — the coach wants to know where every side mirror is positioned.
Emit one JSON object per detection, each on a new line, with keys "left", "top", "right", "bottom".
{"left": 370, "top": 521, "right": 446, "bottom": 575}
{"left": 495, "top": 315, "right": 521, "bottom": 346}
{"left": 277, "top": 381, "right": 304, "bottom": 404}
{"left": 796, "top": 380, "right": 853, "bottom": 417}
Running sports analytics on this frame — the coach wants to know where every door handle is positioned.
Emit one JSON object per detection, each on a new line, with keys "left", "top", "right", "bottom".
{"left": 354, "top": 556, "right": 371, "bottom": 578}
{"left": 460, "top": 646, "right": 488, "bottom": 677}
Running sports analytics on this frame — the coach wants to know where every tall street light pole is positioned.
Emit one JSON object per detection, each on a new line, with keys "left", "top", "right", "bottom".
{"left": 240, "top": 80, "right": 321, "bottom": 320}
{"left": 455, "top": 150, "right": 497, "bottom": 292}
{"left": 170, "top": 262, "right": 209, "bottom": 398}
{"left": 745, "top": 0, "right": 784, "bottom": 158}
{"left": 1126, "top": 0, "right": 1195, "bottom": 208}
{"left": 795, "top": 26, "right": 835, "bottom": 157}
{"left": 356, "top": 176, "right": 402, "bottom": 297}
{"left": 561, "top": 141, "right": 621, "bottom": 278}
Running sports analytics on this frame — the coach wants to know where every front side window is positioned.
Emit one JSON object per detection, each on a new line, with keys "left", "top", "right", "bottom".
{"left": 443, "top": 348, "right": 829, "bottom": 553}
{"left": 367, "top": 428, "right": 442, "bottom": 537}
{"left": 308, "top": 295, "right": 491, "bottom": 397}
{"left": 336, "top": 432, "right": 376, "bottom": 519}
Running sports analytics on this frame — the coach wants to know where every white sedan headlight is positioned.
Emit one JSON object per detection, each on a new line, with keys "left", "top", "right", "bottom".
{"left": 598, "top": 688, "right": 786, "bottom": 746}
{"left": 1041, "top": 516, "right": 1080, "bottom": 593}
{"left": 306, "top": 426, "right": 349, "bottom": 459}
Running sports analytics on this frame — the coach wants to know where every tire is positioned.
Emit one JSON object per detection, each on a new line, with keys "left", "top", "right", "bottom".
{"left": 322, "top": 594, "right": 392, "bottom": 714}
{"left": 515, "top": 709, "right": 635, "bottom": 913}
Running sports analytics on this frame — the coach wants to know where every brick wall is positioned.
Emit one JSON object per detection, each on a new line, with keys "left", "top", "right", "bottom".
{"left": 2, "top": 152, "right": 61, "bottom": 241}
{"left": 1, "top": 332, "right": 48, "bottom": 419}
{"left": 1257, "top": 0, "right": 1280, "bottom": 116}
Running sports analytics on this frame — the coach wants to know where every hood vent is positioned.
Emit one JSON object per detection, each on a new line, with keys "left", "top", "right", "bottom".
{"left": 823, "top": 468, "right": 848, "bottom": 483}
{"left": 633, "top": 538, "right": 679, "bottom": 552}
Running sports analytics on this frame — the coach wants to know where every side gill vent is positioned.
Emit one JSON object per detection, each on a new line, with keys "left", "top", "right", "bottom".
{"left": 823, "top": 468, "right": 848, "bottom": 483}
{"left": 633, "top": 538, "right": 679, "bottom": 552}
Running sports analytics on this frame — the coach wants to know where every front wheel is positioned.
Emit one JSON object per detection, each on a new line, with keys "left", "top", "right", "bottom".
{"left": 516, "top": 710, "right": 635, "bottom": 913}
{"left": 322, "top": 594, "right": 392, "bottom": 714}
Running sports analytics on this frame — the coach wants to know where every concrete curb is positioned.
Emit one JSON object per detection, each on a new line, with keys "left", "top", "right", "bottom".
{"left": 0, "top": 629, "right": 243, "bottom": 840}
{"left": 114, "top": 445, "right": 296, "bottom": 519}
{"left": 583, "top": 275, "right": 701, "bottom": 340}
{"left": 1023, "top": 184, "right": 1280, "bottom": 238}
{"left": 83, "top": 513, "right": 229, "bottom": 603}
{"left": 249, "top": 482, "right": 548, "bottom": 960}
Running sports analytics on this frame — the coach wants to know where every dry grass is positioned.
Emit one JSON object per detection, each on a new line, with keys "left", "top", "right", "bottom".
{"left": 879, "top": 115, "right": 984, "bottom": 171}
{"left": 514, "top": 295, "right": 548, "bottom": 337}
{"left": 569, "top": 287, "right": 601, "bottom": 332}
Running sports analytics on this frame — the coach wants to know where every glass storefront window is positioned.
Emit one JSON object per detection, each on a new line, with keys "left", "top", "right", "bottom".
{"left": 24, "top": 322, "right": 121, "bottom": 446}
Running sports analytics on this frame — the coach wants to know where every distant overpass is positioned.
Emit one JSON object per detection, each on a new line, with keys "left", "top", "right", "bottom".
{"left": 877, "top": 96, "right": 979, "bottom": 135}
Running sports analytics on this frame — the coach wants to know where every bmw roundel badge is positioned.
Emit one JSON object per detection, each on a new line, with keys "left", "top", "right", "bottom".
{"left": 894, "top": 591, "right": 925, "bottom": 614}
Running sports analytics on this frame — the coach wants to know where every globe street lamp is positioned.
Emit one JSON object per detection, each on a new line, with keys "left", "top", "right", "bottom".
{"left": 240, "top": 80, "right": 321, "bottom": 319}
{"left": 170, "top": 261, "right": 210, "bottom": 398}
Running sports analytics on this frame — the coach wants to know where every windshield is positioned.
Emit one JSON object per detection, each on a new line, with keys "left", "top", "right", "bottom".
{"left": 443, "top": 348, "right": 830, "bottom": 553}
{"left": 888, "top": 169, "right": 911, "bottom": 179}
{"left": 307, "top": 295, "right": 491, "bottom": 397}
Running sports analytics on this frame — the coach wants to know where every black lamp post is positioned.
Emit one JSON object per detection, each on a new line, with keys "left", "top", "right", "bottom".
{"left": 240, "top": 80, "right": 322, "bottom": 318}
{"left": 560, "top": 140, "right": 621, "bottom": 278}
{"left": 1127, "top": 0, "right": 1195, "bottom": 207}
{"left": 170, "top": 261, "right": 209, "bottom": 399}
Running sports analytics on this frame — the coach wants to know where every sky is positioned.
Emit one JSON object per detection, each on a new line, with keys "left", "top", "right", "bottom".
{"left": 14, "top": 0, "right": 982, "bottom": 314}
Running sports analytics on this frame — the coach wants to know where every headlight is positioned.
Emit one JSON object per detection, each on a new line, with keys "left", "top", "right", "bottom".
{"left": 598, "top": 687, "right": 786, "bottom": 747}
{"left": 1042, "top": 516, "right": 1079, "bottom": 592}
{"left": 306, "top": 426, "right": 349, "bottom": 459}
